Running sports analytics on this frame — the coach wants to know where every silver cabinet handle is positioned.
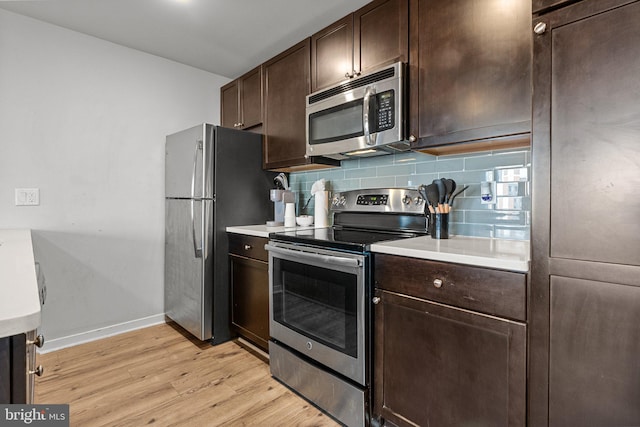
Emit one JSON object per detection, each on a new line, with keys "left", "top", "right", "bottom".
{"left": 29, "top": 365, "right": 44, "bottom": 377}
{"left": 345, "top": 72, "right": 351, "bottom": 78}
{"left": 409, "top": 135, "right": 417, "bottom": 143}
{"left": 244, "top": 244, "right": 252, "bottom": 250}
{"left": 27, "top": 334, "right": 45, "bottom": 348}
{"left": 534, "top": 22, "right": 547, "bottom": 35}
{"left": 372, "top": 297, "right": 381, "bottom": 305}
{"left": 433, "top": 278, "right": 443, "bottom": 288}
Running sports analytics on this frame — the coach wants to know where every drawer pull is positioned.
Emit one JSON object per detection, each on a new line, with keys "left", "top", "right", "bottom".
{"left": 244, "top": 244, "right": 252, "bottom": 250}
{"left": 433, "top": 279, "right": 443, "bottom": 288}
{"left": 372, "top": 296, "right": 381, "bottom": 305}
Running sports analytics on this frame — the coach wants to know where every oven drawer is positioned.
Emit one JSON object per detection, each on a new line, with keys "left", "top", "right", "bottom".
{"left": 228, "top": 234, "right": 268, "bottom": 262}
{"left": 374, "top": 254, "right": 526, "bottom": 321}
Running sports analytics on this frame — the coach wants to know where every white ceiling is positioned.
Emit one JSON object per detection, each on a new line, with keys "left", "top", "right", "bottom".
{"left": 0, "top": 0, "right": 372, "bottom": 78}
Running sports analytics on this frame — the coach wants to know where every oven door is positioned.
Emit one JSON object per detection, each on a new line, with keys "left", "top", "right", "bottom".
{"left": 266, "top": 241, "right": 367, "bottom": 386}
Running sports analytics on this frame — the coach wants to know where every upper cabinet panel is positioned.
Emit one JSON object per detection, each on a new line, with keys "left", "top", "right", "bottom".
{"left": 355, "top": 0, "right": 409, "bottom": 77}
{"left": 311, "top": 0, "right": 408, "bottom": 92}
{"left": 220, "top": 65, "right": 263, "bottom": 130}
{"left": 311, "top": 15, "right": 354, "bottom": 92}
{"left": 409, "top": 0, "right": 532, "bottom": 151}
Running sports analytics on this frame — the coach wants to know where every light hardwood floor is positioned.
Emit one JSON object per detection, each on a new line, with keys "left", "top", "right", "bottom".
{"left": 35, "top": 322, "right": 341, "bottom": 427}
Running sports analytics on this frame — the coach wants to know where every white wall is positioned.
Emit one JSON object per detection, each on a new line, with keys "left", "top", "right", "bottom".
{"left": 0, "top": 9, "right": 230, "bottom": 350}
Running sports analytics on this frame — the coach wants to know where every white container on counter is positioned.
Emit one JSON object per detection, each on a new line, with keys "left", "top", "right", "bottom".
{"left": 314, "top": 191, "right": 329, "bottom": 227}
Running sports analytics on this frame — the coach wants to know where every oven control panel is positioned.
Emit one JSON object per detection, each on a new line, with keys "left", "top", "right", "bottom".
{"left": 356, "top": 194, "right": 389, "bottom": 206}
{"left": 332, "top": 188, "right": 425, "bottom": 214}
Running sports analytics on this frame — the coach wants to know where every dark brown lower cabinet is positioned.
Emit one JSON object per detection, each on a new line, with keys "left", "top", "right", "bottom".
{"left": 373, "top": 254, "right": 527, "bottom": 427}
{"left": 0, "top": 334, "right": 27, "bottom": 404}
{"left": 548, "top": 276, "right": 640, "bottom": 426}
{"left": 229, "top": 234, "right": 269, "bottom": 352}
{"left": 373, "top": 291, "right": 526, "bottom": 427}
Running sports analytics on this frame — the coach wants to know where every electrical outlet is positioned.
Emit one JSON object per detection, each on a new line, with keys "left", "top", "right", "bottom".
{"left": 15, "top": 188, "right": 40, "bottom": 206}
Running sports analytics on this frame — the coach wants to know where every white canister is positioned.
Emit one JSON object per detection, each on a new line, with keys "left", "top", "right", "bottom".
{"left": 314, "top": 191, "right": 329, "bottom": 227}
{"left": 284, "top": 202, "right": 296, "bottom": 227}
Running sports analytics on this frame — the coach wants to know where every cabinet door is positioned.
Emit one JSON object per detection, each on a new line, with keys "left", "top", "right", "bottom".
{"left": 355, "top": 0, "right": 408, "bottom": 76}
{"left": 230, "top": 255, "right": 269, "bottom": 352}
{"left": 263, "top": 39, "right": 311, "bottom": 170}
{"left": 409, "top": 0, "right": 531, "bottom": 149}
{"left": 374, "top": 290, "right": 526, "bottom": 427}
{"left": 239, "top": 66, "right": 263, "bottom": 129}
{"left": 546, "top": 0, "right": 640, "bottom": 267}
{"left": 549, "top": 276, "right": 640, "bottom": 426}
{"left": 220, "top": 80, "right": 239, "bottom": 129}
{"left": 311, "top": 15, "right": 354, "bottom": 92}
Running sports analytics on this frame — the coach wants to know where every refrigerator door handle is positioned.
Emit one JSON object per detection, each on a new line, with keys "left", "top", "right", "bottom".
{"left": 191, "top": 199, "right": 202, "bottom": 258}
{"left": 191, "top": 139, "right": 203, "bottom": 258}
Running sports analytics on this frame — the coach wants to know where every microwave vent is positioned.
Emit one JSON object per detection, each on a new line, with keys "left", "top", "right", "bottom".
{"left": 308, "top": 67, "right": 396, "bottom": 105}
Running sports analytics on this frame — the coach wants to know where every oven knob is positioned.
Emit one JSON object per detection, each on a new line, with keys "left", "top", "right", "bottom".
{"left": 402, "top": 195, "right": 412, "bottom": 205}
{"left": 339, "top": 196, "right": 346, "bottom": 206}
{"left": 306, "top": 342, "right": 313, "bottom": 350}
{"left": 414, "top": 197, "right": 424, "bottom": 205}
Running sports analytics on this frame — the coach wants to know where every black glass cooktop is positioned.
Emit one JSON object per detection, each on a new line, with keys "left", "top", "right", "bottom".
{"left": 269, "top": 227, "right": 425, "bottom": 253}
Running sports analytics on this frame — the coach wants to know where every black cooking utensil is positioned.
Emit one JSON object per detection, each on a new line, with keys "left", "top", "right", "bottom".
{"left": 444, "top": 178, "right": 456, "bottom": 204}
{"left": 433, "top": 179, "right": 446, "bottom": 212}
{"left": 441, "top": 178, "right": 456, "bottom": 213}
{"left": 425, "top": 183, "right": 440, "bottom": 213}
{"left": 449, "top": 185, "right": 469, "bottom": 207}
{"left": 418, "top": 185, "right": 434, "bottom": 214}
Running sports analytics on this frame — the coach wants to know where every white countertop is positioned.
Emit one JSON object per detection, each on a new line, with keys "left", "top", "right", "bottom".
{"left": 227, "top": 224, "right": 530, "bottom": 272}
{"left": 371, "top": 235, "right": 530, "bottom": 272}
{"left": 226, "top": 224, "right": 315, "bottom": 238}
{"left": 0, "top": 229, "right": 41, "bottom": 338}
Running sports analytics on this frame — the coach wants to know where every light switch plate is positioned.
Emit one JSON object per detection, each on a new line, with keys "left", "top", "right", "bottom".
{"left": 15, "top": 188, "right": 40, "bottom": 206}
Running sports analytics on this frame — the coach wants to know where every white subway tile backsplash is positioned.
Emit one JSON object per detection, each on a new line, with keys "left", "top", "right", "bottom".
{"left": 289, "top": 148, "right": 531, "bottom": 240}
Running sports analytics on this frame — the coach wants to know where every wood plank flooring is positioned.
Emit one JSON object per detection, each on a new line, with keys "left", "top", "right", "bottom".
{"left": 35, "top": 322, "right": 340, "bottom": 427}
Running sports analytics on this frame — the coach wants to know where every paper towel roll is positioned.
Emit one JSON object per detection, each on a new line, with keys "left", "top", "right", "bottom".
{"left": 314, "top": 191, "right": 329, "bottom": 227}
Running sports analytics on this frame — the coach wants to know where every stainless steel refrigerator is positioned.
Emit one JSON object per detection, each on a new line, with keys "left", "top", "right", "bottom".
{"left": 165, "top": 124, "right": 274, "bottom": 342}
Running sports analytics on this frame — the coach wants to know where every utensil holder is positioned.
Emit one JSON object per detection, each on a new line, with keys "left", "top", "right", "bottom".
{"left": 429, "top": 213, "right": 449, "bottom": 239}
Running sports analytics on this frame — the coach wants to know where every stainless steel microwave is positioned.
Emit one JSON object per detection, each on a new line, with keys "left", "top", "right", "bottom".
{"left": 306, "top": 62, "right": 409, "bottom": 160}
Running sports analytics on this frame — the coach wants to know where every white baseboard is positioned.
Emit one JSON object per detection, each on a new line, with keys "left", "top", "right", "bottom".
{"left": 38, "top": 314, "right": 166, "bottom": 354}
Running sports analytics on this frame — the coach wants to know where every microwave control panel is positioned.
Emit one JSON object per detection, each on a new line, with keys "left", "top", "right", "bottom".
{"left": 373, "top": 90, "right": 395, "bottom": 132}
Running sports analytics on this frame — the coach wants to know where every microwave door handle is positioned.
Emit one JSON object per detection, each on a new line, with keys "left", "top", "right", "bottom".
{"left": 363, "top": 86, "right": 377, "bottom": 146}
{"left": 265, "top": 244, "right": 362, "bottom": 268}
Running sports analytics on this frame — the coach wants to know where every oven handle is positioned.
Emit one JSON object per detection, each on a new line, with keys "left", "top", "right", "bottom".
{"left": 265, "top": 244, "right": 362, "bottom": 268}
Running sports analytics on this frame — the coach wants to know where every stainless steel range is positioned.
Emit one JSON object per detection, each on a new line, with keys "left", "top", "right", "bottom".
{"left": 266, "top": 188, "right": 429, "bottom": 427}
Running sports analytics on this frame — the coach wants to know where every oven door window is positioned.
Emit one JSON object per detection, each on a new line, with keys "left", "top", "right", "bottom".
{"left": 272, "top": 257, "right": 358, "bottom": 358}
{"left": 308, "top": 99, "right": 364, "bottom": 145}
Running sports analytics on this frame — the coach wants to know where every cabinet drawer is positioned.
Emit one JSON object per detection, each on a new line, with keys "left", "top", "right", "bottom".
{"left": 374, "top": 254, "right": 526, "bottom": 321}
{"left": 228, "top": 234, "right": 268, "bottom": 262}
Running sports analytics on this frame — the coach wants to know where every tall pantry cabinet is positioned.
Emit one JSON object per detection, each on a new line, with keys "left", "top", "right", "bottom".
{"left": 530, "top": 1, "right": 640, "bottom": 426}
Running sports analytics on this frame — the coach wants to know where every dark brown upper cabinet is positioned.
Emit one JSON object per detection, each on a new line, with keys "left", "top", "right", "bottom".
{"left": 220, "top": 65, "right": 263, "bottom": 130}
{"left": 409, "top": 0, "right": 532, "bottom": 154}
{"left": 262, "top": 39, "right": 339, "bottom": 171}
{"left": 311, "top": 0, "right": 408, "bottom": 92}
